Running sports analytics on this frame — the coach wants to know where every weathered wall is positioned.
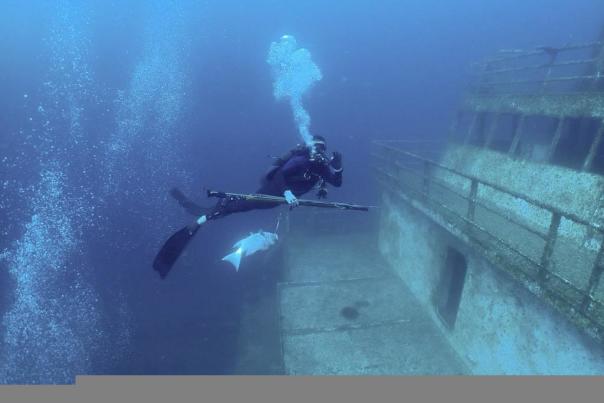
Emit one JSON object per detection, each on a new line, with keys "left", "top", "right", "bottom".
{"left": 462, "top": 93, "right": 604, "bottom": 118}
{"left": 378, "top": 192, "right": 604, "bottom": 374}
{"left": 437, "top": 144, "right": 604, "bottom": 241}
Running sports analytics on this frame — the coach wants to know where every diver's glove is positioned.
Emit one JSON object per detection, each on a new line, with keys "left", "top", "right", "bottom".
{"left": 330, "top": 151, "right": 343, "bottom": 172}
{"left": 283, "top": 190, "right": 299, "bottom": 208}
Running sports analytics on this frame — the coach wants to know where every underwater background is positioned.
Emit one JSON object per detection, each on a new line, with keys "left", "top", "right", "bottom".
{"left": 1, "top": 0, "right": 604, "bottom": 383}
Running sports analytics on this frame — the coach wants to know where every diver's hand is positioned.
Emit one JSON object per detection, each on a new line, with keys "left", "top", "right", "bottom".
{"left": 283, "top": 190, "right": 299, "bottom": 208}
{"left": 331, "top": 151, "right": 343, "bottom": 171}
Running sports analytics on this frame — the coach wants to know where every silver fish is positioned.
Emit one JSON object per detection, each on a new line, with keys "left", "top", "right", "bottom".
{"left": 222, "top": 231, "right": 279, "bottom": 271}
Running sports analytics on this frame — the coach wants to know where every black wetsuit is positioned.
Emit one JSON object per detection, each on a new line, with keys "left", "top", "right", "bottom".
{"left": 205, "top": 146, "right": 342, "bottom": 220}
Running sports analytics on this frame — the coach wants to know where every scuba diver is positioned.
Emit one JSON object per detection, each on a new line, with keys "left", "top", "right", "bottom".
{"left": 171, "top": 135, "right": 343, "bottom": 232}
{"left": 154, "top": 134, "right": 356, "bottom": 279}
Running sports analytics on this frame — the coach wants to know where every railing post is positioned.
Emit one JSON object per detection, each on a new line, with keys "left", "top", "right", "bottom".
{"left": 463, "top": 113, "right": 479, "bottom": 146}
{"left": 545, "top": 116, "right": 565, "bottom": 163}
{"left": 541, "top": 66, "right": 552, "bottom": 93}
{"left": 422, "top": 160, "right": 430, "bottom": 201}
{"left": 583, "top": 119, "right": 604, "bottom": 172}
{"left": 467, "top": 179, "right": 478, "bottom": 221}
{"left": 509, "top": 114, "right": 525, "bottom": 156}
{"left": 539, "top": 212, "right": 562, "bottom": 282}
{"left": 392, "top": 149, "right": 403, "bottom": 185}
{"left": 581, "top": 237, "right": 604, "bottom": 312}
{"left": 590, "top": 42, "right": 604, "bottom": 91}
{"left": 541, "top": 52, "right": 556, "bottom": 93}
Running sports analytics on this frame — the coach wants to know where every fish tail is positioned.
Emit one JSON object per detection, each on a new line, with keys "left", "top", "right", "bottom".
{"left": 222, "top": 250, "right": 242, "bottom": 271}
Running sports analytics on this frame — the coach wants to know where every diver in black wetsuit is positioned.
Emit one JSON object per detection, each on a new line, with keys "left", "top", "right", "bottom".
{"left": 171, "top": 135, "right": 343, "bottom": 228}
{"left": 153, "top": 135, "right": 343, "bottom": 279}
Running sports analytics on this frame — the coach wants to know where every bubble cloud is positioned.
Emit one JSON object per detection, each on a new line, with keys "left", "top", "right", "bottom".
{"left": 267, "top": 35, "right": 323, "bottom": 147}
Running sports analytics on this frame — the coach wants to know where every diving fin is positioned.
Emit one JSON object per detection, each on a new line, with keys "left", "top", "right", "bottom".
{"left": 153, "top": 223, "right": 201, "bottom": 279}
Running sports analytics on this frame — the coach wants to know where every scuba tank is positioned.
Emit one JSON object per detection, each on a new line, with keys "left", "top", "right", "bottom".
{"left": 262, "top": 144, "right": 308, "bottom": 183}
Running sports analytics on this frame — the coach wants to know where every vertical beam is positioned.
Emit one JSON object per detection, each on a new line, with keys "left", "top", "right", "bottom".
{"left": 541, "top": 66, "right": 554, "bottom": 93}
{"left": 422, "top": 160, "right": 431, "bottom": 201}
{"left": 539, "top": 212, "right": 562, "bottom": 283}
{"left": 388, "top": 148, "right": 404, "bottom": 188}
{"left": 590, "top": 43, "right": 604, "bottom": 91}
{"left": 484, "top": 113, "right": 501, "bottom": 149}
{"left": 539, "top": 45, "right": 558, "bottom": 92}
{"left": 583, "top": 119, "right": 604, "bottom": 172}
{"left": 380, "top": 144, "right": 399, "bottom": 184}
{"left": 581, "top": 237, "right": 604, "bottom": 313}
{"left": 509, "top": 114, "right": 525, "bottom": 156}
{"left": 467, "top": 179, "right": 479, "bottom": 221}
{"left": 545, "top": 116, "right": 565, "bottom": 163}
{"left": 463, "top": 112, "right": 479, "bottom": 146}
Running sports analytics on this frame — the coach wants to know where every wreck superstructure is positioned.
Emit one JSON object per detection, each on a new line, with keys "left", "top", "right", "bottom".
{"left": 257, "top": 37, "right": 604, "bottom": 376}
{"left": 373, "top": 40, "right": 604, "bottom": 373}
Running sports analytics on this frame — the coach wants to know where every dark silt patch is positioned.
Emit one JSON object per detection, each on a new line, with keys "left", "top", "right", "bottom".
{"left": 340, "top": 306, "right": 360, "bottom": 320}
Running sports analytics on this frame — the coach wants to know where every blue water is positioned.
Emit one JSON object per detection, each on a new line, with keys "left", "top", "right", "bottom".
{"left": 0, "top": 0, "right": 603, "bottom": 383}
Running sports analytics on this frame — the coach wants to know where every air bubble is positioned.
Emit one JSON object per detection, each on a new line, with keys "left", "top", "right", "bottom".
{"left": 267, "top": 35, "right": 322, "bottom": 147}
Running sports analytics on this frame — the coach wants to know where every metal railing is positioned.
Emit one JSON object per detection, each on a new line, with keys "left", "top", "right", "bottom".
{"left": 469, "top": 41, "right": 604, "bottom": 94}
{"left": 372, "top": 140, "right": 604, "bottom": 342}
{"left": 481, "top": 42, "right": 603, "bottom": 64}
